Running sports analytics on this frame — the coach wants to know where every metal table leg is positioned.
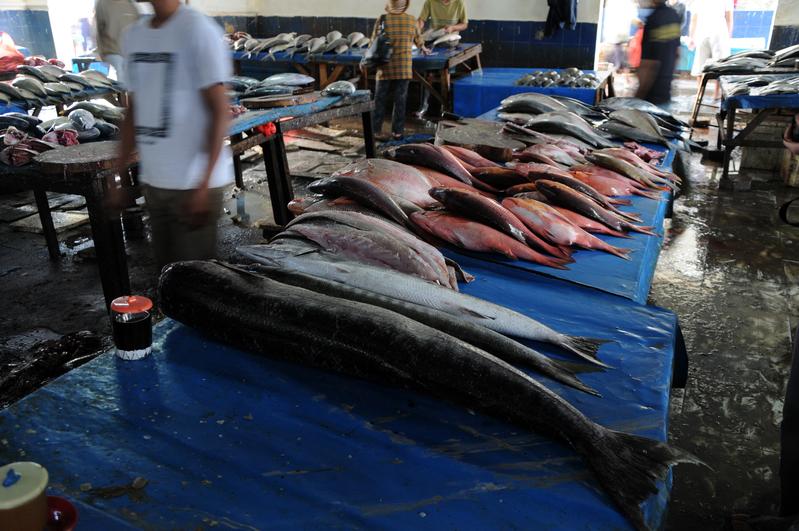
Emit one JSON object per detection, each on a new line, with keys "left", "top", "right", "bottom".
{"left": 362, "top": 111, "right": 376, "bottom": 159}
{"left": 721, "top": 107, "right": 736, "bottom": 183}
{"left": 33, "top": 188, "right": 61, "bottom": 261}
{"left": 689, "top": 74, "right": 710, "bottom": 128}
{"left": 232, "top": 133, "right": 244, "bottom": 189}
{"left": 85, "top": 179, "right": 130, "bottom": 307}
{"left": 261, "top": 123, "right": 294, "bottom": 226}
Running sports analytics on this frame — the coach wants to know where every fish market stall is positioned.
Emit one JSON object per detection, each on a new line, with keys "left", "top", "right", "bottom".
{"left": 718, "top": 74, "right": 799, "bottom": 183}
{"left": 454, "top": 67, "right": 615, "bottom": 118}
{"left": 232, "top": 43, "right": 483, "bottom": 112}
{"left": 0, "top": 256, "right": 685, "bottom": 530}
{"left": 0, "top": 91, "right": 375, "bottom": 306}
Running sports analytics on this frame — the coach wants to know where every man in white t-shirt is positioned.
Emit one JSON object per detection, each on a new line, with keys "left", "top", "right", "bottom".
{"left": 110, "top": 0, "right": 233, "bottom": 270}
{"left": 688, "top": 0, "right": 734, "bottom": 98}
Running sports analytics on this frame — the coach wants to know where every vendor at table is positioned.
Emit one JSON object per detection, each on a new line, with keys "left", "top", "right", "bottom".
{"left": 635, "top": 0, "right": 681, "bottom": 108}
{"left": 415, "top": 0, "right": 468, "bottom": 117}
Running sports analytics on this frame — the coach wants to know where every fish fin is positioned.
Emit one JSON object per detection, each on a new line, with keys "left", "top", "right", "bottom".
{"left": 461, "top": 307, "right": 496, "bottom": 320}
{"left": 586, "top": 429, "right": 706, "bottom": 531}
{"left": 561, "top": 336, "right": 613, "bottom": 368}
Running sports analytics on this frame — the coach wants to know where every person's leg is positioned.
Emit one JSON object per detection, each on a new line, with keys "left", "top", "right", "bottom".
{"left": 709, "top": 33, "right": 729, "bottom": 100}
{"left": 172, "top": 186, "right": 226, "bottom": 263}
{"left": 417, "top": 79, "right": 430, "bottom": 117}
{"left": 105, "top": 54, "right": 125, "bottom": 86}
{"left": 691, "top": 37, "right": 711, "bottom": 86}
{"left": 141, "top": 185, "right": 178, "bottom": 271}
{"left": 391, "top": 80, "right": 410, "bottom": 138}
{"left": 781, "top": 327, "right": 799, "bottom": 516}
{"left": 372, "top": 79, "right": 391, "bottom": 136}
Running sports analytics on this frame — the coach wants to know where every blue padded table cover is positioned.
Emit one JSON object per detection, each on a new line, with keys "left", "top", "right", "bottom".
{"left": 233, "top": 43, "right": 480, "bottom": 71}
{"left": 0, "top": 260, "right": 678, "bottom": 531}
{"left": 720, "top": 74, "right": 799, "bottom": 111}
{"left": 228, "top": 90, "right": 371, "bottom": 136}
{"left": 454, "top": 67, "right": 611, "bottom": 117}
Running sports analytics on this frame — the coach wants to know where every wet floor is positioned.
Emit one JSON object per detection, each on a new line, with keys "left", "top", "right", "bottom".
{"left": 1, "top": 80, "right": 798, "bottom": 528}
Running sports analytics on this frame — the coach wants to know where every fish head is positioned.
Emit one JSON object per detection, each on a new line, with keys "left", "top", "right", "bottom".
{"left": 427, "top": 187, "right": 449, "bottom": 202}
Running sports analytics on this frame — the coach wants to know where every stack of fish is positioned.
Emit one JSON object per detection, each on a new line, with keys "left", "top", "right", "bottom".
{"left": 769, "top": 44, "right": 799, "bottom": 68}
{"left": 516, "top": 68, "right": 599, "bottom": 88}
{"left": 226, "top": 72, "right": 317, "bottom": 99}
{"left": 702, "top": 49, "right": 774, "bottom": 73}
{"left": 497, "top": 93, "right": 688, "bottom": 148}
{"left": 420, "top": 28, "right": 461, "bottom": 49}
{"left": 0, "top": 66, "right": 121, "bottom": 109}
{"left": 0, "top": 119, "right": 60, "bottom": 167}
{"left": 724, "top": 74, "right": 799, "bottom": 97}
{"left": 227, "top": 31, "right": 371, "bottom": 61}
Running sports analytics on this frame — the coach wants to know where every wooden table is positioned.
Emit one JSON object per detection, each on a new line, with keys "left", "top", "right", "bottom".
{"left": 0, "top": 95, "right": 375, "bottom": 306}
{"left": 232, "top": 44, "right": 483, "bottom": 112}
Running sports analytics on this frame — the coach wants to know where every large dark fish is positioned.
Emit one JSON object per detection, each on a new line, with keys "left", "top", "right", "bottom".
{"left": 161, "top": 260, "right": 701, "bottom": 531}
{"left": 243, "top": 263, "right": 598, "bottom": 395}
{"left": 385, "top": 143, "right": 473, "bottom": 185}
{"left": 428, "top": 187, "right": 572, "bottom": 260}
{"left": 526, "top": 112, "right": 616, "bottom": 149}
{"left": 308, "top": 176, "right": 409, "bottom": 226}
{"left": 599, "top": 121, "right": 669, "bottom": 147}
{"left": 500, "top": 93, "right": 568, "bottom": 114}
{"left": 598, "top": 97, "right": 689, "bottom": 129}
{"left": 551, "top": 95, "right": 607, "bottom": 120}
{"left": 536, "top": 180, "right": 656, "bottom": 236}
{"left": 286, "top": 210, "right": 455, "bottom": 289}
{"left": 332, "top": 159, "right": 438, "bottom": 209}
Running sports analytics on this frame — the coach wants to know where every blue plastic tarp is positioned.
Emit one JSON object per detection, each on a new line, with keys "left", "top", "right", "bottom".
{"left": 454, "top": 68, "right": 611, "bottom": 118}
{"left": 233, "top": 43, "right": 480, "bottom": 71}
{"left": 0, "top": 259, "right": 678, "bottom": 530}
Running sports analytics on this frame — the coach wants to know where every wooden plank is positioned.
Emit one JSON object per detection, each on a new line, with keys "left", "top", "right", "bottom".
{"left": 10, "top": 210, "right": 89, "bottom": 234}
{"left": 35, "top": 141, "right": 121, "bottom": 175}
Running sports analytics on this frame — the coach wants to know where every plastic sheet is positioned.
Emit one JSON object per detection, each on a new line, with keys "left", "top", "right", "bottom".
{"left": 454, "top": 67, "right": 610, "bottom": 117}
{"left": 0, "top": 261, "right": 678, "bottom": 530}
{"left": 232, "top": 43, "right": 480, "bottom": 71}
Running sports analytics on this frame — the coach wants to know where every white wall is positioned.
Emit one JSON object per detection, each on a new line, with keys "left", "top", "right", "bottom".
{"left": 774, "top": 0, "right": 799, "bottom": 25}
{"left": 189, "top": 0, "right": 602, "bottom": 23}
{"left": 0, "top": 0, "right": 47, "bottom": 9}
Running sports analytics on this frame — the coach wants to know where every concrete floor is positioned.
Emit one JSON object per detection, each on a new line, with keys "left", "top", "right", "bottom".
{"left": 1, "top": 79, "right": 798, "bottom": 528}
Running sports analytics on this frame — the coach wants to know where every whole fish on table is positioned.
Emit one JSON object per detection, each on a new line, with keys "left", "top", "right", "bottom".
{"left": 598, "top": 121, "right": 669, "bottom": 147}
{"left": 308, "top": 176, "right": 410, "bottom": 226}
{"left": 235, "top": 247, "right": 607, "bottom": 365}
{"left": 385, "top": 143, "right": 473, "bottom": 185}
{"left": 280, "top": 217, "right": 447, "bottom": 285}
{"left": 502, "top": 197, "right": 631, "bottom": 260}
{"left": 410, "top": 210, "right": 571, "bottom": 269}
{"left": 516, "top": 144, "right": 580, "bottom": 167}
{"left": 571, "top": 170, "right": 662, "bottom": 200}
{"left": 526, "top": 114, "right": 616, "bottom": 149}
{"left": 410, "top": 165, "right": 494, "bottom": 198}
{"left": 504, "top": 182, "right": 538, "bottom": 196}
{"left": 587, "top": 153, "right": 676, "bottom": 191}
{"left": 500, "top": 93, "right": 568, "bottom": 115}
{"left": 470, "top": 167, "right": 527, "bottom": 190}
{"left": 551, "top": 205, "right": 633, "bottom": 239}
{"left": 332, "top": 159, "right": 439, "bottom": 209}
{"left": 537, "top": 180, "right": 656, "bottom": 236}
{"left": 442, "top": 145, "right": 501, "bottom": 168}
{"left": 428, "top": 187, "right": 572, "bottom": 260}
{"left": 595, "top": 148, "right": 679, "bottom": 183}
{"left": 287, "top": 210, "right": 455, "bottom": 289}
{"left": 161, "top": 260, "right": 699, "bottom": 530}
{"left": 246, "top": 263, "right": 599, "bottom": 395}
{"left": 261, "top": 72, "right": 315, "bottom": 87}
{"left": 529, "top": 171, "right": 640, "bottom": 217}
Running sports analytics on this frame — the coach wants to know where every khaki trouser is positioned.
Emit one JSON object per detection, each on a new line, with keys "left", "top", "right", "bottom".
{"left": 142, "top": 185, "right": 226, "bottom": 271}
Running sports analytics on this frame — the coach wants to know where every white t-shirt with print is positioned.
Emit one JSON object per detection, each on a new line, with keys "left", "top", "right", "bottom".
{"left": 121, "top": 5, "right": 233, "bottom": 190}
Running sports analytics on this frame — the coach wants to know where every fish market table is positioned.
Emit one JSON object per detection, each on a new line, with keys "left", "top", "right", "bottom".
{"left": 718, "top": 75, "right": 799, "bottom": 184}
{"left": 0, "top": 259, "right": 682, "bottom": 530}
{"left": 233, "top": 43, "right": 482, "bottom": 112}
{"left": 229, "top": 90, "right": 375, "bottom": 225}
{"left": 454, "top": 67, "right": 615, "bottom": 118}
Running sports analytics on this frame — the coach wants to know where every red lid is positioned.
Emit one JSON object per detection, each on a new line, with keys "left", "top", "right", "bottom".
{"left": 110, "top": 295, "right": 153, "bottom": 314}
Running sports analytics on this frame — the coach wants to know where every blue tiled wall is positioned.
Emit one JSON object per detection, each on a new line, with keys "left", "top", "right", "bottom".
{"left": 732, "top": 10, "right": 774, "bottom": 39}
{"left": 0, "top": 9, "right": 56, "bottom": 58}
{"left": 216, "top": 16, "right": 598, "bottom": 69}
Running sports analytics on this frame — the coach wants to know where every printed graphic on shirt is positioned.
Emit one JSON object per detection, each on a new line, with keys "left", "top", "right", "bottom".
{"left": 129, "top": 52, "right": 175, "bottom": 142}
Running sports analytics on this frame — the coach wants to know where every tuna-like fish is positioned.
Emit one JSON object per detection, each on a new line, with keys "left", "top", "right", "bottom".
{"left": 321, "top": 80, "right": 357, "bottom": 97}
{"left": 12, "top": 76, "right": 47, "bottom": 97}
{"left": 526, "top": 114, "right": 616, "bottom": 149}
{"left": 244, "top": 263, "right": 598, "bottom": 395}
{"left": 347, "top": 32, "right": 365, "bottom": 45}
{"left": 161, "top": 260, "right": 699, "bottom": 530}
{"left": 0, "top": 83, "right": 25, "bottom": 102}
{"left": 428, "top": 187, "right": 572, "bottom": 260}
{"left": 306, "top": 37, "right": 327, "bottom": 56}
{"left": 422, "top": 27, "right": 447, "bottom": 43}
{"left": 326, "top": 30, "right": 343, "bottom": 42}
{"left": 432, "top": 33, "right": 461, "bottom": 48}
{"left": 599, "top": 121, "right": 669, "bottom": 147}
{"left": 261, "top": 72, "right": 315, "bottom": 87}
{"left": 308, "top": 175, "right": 409, "bottom": 226}
{"left": 503, "top": 198, "right": 631, "bottom": 260}
{"left": 355, "top": 37, "right": 371, "bottom": 48}
{"left": 323, "top": 37, "right": 349, "bottom": 54}
{"left": 411, "top": 210, "right": 571, "bottom": 270}
{"left": 386, "top": 143, "right": 473, "bottom": 185}
{"left": 500, "top": 93, "right": 568, "bottom": 115}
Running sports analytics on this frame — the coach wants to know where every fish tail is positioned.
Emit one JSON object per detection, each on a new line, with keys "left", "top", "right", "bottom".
{"left": 635, "top": 189, "right": 661, "bottom": 200}
{"left": 561, "top": 335, "right": 612, "bottom": 368}
{"left": 629, "top": 225, "right": 658, "bottom": 237}
{"left": 608, "top": 197, "right": 633, "bottom": 206}
{"left": 585, "top": 429, "right": 705, "bottom": 531}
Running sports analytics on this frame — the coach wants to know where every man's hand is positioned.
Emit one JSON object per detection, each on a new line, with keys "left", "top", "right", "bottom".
{"left": 687, "top": 37, "right": 696, "bottom": 51}
{"left": 444, "top": 25, "right": 455, "bottom": 34}
{"left": 184, "top": 185, "right": 211, "bottom": 228}
{"left": 421, "top": 46, "right": 432, "bottom": 55}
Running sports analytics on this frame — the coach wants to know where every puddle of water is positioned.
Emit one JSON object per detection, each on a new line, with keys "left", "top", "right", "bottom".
{"left": 225, "top": 190, "right": 274, "bottom": 228}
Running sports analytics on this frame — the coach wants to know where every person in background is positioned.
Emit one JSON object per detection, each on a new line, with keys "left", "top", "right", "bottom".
{"left": 688, "top": 0, "right": 734, "bottom": 99}
{"left": 635, "top": 0, "right": 681, "bottom": 107}
{"left": 372, "top": 0, "right": 428, "bottom": 141}
{"left": 94, "top": 0, "right": 140, "bottom": 83}
{"left": 602, "top": 0, "right": 639, "bottom": 71}
{"left": 415, "top": 0, "right": 467, "bottom": 117}
{"left": 109, "top": 0, "right": 233, "bottom": 271}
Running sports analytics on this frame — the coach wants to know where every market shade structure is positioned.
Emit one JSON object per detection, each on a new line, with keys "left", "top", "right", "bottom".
{"left": 0, "top": 258, "right": 680, "bottom": 530}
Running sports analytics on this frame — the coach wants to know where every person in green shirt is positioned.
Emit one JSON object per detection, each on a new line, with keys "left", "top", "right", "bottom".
{"left": 417, "top": 0, "right": 468, "bottom": 34}
{"left": 415, "top": 0, "right": 468, "bottom": 117}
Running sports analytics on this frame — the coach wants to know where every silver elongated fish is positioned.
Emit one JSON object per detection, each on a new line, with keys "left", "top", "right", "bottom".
{"left": 236, "top": 246, "right": 609, "bottom": 366}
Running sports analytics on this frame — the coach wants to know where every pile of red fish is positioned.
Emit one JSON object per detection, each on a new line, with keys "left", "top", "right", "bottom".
{"left": 0, "top": 125, "right": 64, "bottom": 166}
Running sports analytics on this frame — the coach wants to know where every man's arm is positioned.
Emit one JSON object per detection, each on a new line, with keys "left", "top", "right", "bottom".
{"left": 445, "top": 3, "right": 467, "bottom": 33}
{"left": 106, "top": 94, "right": 136, "bottom": 212}
{"left": 687, "top": 12, "right": 697, "bottom": 49}
{"left": 725, "top": 9, "right": 734, "bottom": 36}
{"left": 417, "top": 1, "right": 430, "bottom": 31}
{"left": 184, "top": 82, "right": 229, "bottom": 225}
